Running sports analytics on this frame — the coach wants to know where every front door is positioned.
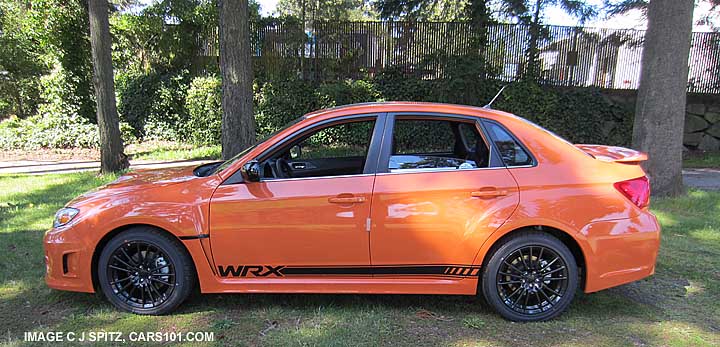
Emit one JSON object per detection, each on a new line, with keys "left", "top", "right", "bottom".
{"left": 369, "top": 115, "right": 519, "bottom": 276}
{"left": 209, "top": 116, "right": 382, "bottom": 278}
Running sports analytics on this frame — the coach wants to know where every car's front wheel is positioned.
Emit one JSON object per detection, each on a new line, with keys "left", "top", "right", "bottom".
{"left": 97, "top": 227, "right": 195, "bottom": 315}
{"left": 481, "top": 232, "right": 578, "bottom": 321}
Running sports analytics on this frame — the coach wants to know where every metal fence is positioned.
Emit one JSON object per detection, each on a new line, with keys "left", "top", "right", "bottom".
{"left": 197, "top": 21, "right": 720, "bottom": 94}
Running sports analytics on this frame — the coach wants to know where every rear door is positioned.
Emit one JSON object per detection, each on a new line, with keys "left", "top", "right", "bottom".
{"left": 369, "top": 114, "right": 520, "bottom": 277}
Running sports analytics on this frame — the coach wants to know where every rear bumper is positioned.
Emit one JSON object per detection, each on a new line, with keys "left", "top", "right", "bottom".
{"left": 44, "top": 227, "right": 95, "bottom": 293}
{"left": 582, "top": 211, "right": 661, "bottom": 293}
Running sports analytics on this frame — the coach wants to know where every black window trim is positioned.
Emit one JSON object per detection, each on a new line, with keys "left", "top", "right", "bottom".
{"left": 377, "top": 112, "right": 505, "bottom": 174}
{"left": 481, "top": 119, "right": 538, "bottom": 168}
{"left": 222, "top": 113, "right": 388, "bottom": 184}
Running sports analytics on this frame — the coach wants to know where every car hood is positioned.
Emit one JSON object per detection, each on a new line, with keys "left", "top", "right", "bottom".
{"left": 68, "top": 165, "right": 199, "bottom": 206}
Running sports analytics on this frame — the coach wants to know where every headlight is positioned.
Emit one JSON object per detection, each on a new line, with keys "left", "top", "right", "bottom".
{"left": 53, "top": 207, "right": 79, "bottom": 228}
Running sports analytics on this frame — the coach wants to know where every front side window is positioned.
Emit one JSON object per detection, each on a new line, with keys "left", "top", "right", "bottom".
{"left": 388, "top": 118, "right": 490, "bottom": 172}
{"left": 260, "top": 119, "right": 376, "bottom": 179}
{"left": 484, "top": 121, "right": 533, "bottom": 167}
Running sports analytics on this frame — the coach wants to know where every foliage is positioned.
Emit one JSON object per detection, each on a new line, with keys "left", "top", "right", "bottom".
{"left": 374, "top": 71, "right": 633, "bottom": 146}
{"left": 316, "top": 79, "right": 381, "bottom": 108}
{"left": 23, "top": 0, "right": 96, "bottom": 122}
{"left": 255, "top": 78, "right": 318, "bottom": 136}
{"left": 116, "top": 69, "right": 191, "bottom": 141}
{"left": 0, "top": 67, "right": 99, "bottom": 150}
{"left": 0, "top": 113, "right": 98, "bottom": 150}
{"left": 111, "top": 0, "right": 220, "bottom": 72}
{"left": 0, "top": 2, "right": 48, "bottom": 119}
{"left": 375, "top": 0, "right": 471, "bottom": 21}
{"left": 185, "top": 74, "right": 222, "bottom": 145}
{"left": 495, "top": 0, "right": 597, "bottom": 79}
{"left": 276, "top": 0, "right": 378, "bottom": 22}
{"left": 255, "top": 78, "right": 381, "bottom": 139}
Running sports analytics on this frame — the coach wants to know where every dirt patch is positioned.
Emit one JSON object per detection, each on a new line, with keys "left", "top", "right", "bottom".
{"left": 0, "top": 148, "right": 99, "bottom": 161}
{"left": 609, "top": 276, "right": 690, "bottom": 308}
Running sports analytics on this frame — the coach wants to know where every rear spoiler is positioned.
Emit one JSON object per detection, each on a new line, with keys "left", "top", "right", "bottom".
{"left": 574, "top": 144, "right": 648, "bottom": 164}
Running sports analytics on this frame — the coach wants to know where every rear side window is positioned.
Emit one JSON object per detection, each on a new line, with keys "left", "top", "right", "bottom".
{"left": 484, "top": 121, "right": 533, "bottom": 167}
{"left": 393, "top": 119, "right": 455, "bottom": 154}
{"left": 389, "top": 118, "right": 491, "bottom": 172}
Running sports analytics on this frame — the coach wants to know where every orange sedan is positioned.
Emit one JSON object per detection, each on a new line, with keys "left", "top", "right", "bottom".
{"left": 44, "top": 102, "right": 660, "bottom": 321}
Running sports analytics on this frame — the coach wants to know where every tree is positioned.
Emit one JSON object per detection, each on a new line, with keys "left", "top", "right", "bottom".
{"left": 277, "top": 0, "right": 377, "bottom": 23}
{"left": 88, "top": 0, "right": 129, "bottom": 173}
{"left": 499, "top": 0, "right": 596, "bottom": 78}
{"left": 375, "top": 0, "right": 470, "bottom": 21}
{"left": 375, "top": 0, "right": 493, "bottom": 78}
{"left": 218, "top": 0, "right": 256, "bottom": 159}
{"left": 632, "top": 0, "right": 694, "bottom": 196}
{"left": 0, "top": 2, "right": 47, "bottom": 118}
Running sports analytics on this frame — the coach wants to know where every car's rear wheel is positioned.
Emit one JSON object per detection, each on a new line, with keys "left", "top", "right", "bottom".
{"left": 481, "top": 232, "right": 578, "bottom": 322}
{"left": 97, "top": 227, "right": 195, "bottom": 315}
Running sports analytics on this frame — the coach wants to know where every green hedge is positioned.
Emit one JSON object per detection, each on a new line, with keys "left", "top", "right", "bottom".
{"left": 374, "top": 71, "right": 633, "bottom": 146}
{"left": 116, "top": 69, "right": 190, "bottom": 141}
{"left": 185, "top": 75, "right": 222, "bottom": 146}
{"left": 0, "top": 70, "right": 634, "bottom": 150}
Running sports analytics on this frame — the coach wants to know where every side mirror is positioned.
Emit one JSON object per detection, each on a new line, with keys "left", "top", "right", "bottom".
{"left": 241, "top": 160, "right": 261, "bottom": 182}
{"left": 289, "top": 144, "right": 302, "bottom": 159}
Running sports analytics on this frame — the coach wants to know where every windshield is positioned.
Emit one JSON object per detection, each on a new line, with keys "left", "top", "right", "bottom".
{"left": 212, "top": 117, "right": 304, "bottom": 175}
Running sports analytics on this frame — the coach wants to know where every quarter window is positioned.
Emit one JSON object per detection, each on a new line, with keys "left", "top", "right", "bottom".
{"left": 484, "top": 121, "right": 533, "bottom": 167}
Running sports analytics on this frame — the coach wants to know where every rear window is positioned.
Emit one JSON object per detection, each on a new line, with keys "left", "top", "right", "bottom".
{"left": 484, "top": 121, "right": 533, "bottom": 167}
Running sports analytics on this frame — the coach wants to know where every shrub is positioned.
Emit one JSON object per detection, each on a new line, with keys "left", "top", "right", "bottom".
{"left": 185, "top": 75, "right": 222, "bottom": 146}
{"left": 0, "top": 68, "right": 100, "bottom": 150}
{"left": 0, "top": 68, "right": 137, "bottom": 149}
{"left": 494, "top": 80, "right": 633, "bottom": 146}
{"left": 0, "top": 112, "right": 99, "bottom": 150}
{"left": 373, "top": 71, "right": 633, "bottom": 146}
{"left": 117, "top": 69, "right": 190, "bottom": 141}
{"left": 316, "top": 79, "right": 381, "bottom": 108}
{"left": 254, "top": 79, "right": 318, "bottom": 137}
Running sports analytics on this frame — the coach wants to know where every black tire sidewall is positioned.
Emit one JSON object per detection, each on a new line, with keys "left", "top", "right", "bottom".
{"left": 482, "top": 232, "right": 578, "bottom": 322}
{"left": 97, "top": 228, "right": 194, "bottom": 315}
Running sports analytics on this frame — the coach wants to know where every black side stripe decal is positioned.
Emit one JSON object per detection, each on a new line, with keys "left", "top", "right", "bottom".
{"left": 179, "top": 234, "right": 210, "bottom": 240}
{"left": 217, "top": 265, "right": 481, "bottom": 278}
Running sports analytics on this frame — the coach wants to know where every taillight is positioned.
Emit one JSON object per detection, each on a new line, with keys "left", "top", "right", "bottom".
{"left": 614, "top": 176, "right": 650, "bottom": 209}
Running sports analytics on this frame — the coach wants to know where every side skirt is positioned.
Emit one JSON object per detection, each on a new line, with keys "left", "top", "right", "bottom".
{"left": 198, "top": 264, "right": 481, "bottom": 295}
{"left": 203, "top": 276, "right": 479, "bottom": 295}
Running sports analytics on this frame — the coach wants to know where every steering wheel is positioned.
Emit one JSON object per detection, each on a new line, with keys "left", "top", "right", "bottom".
{"left": 274, "top": 158, "right": 293, "bottom": 178}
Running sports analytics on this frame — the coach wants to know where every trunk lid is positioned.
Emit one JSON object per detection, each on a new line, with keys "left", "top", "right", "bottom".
{"left": 574, "top": 144, "right": 648, "bottom": 164}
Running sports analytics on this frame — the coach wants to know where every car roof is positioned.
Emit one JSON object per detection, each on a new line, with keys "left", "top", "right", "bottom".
{"left": 303, "top": 101, "right": 514, "bottom": 121}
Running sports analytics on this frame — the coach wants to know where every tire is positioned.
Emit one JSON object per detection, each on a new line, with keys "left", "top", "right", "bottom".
{"left": 481, "top": 232, "right": 578, "bottom": 322}
{"left": 97, "top": 227, "right": 195, "bottom": 315}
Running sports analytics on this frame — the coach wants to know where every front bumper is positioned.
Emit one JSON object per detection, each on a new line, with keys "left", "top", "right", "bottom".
{"left": 582, "top": 211, "right": 661, "bottom": 293}
{"left": 44, "top": 226, "right": 96, "bottom": 293}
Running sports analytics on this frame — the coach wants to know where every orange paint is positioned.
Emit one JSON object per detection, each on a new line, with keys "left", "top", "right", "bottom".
{"left": 45, "top": 102, "right": 660, "bottom": 297}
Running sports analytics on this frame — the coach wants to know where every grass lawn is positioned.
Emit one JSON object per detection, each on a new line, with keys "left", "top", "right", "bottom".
{"left": 683, "top": 151, "right": 720, "bottom": 169}
{"left": 0, "top": 173, "right": 718, "bottom": 347}
{"left": 126, "top": 141, "right": 221, "bottom": 161}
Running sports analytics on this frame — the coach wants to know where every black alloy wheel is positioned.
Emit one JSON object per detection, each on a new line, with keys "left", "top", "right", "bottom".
{"left": 97, "top": 227, "right": 195, "bottom": 315}
{"left": 482, "top": 232, "right": 578, "bottom": 321}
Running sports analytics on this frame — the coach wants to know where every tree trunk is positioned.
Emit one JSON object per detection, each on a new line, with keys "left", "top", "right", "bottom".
{"left": 632, "top": 0, "right": 693, "bottom": 196}
{"left": 524, "top": 0, "right": 543, "bottom": 79}
{"left": 219, "top": 0, "right": 256, "bottom": 160}
{"left": 466, "top": 0, "right": 490, "bottom": 70}
{"left": 88, "top": 0, "right": 129, "bottom": 173}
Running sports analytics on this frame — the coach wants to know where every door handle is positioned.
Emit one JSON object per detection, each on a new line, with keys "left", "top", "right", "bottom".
{"left": 292, "top": 163, "right": 306, "bottom": 169}
{"left": 471, "top": 189, "right": 508, "bottom": 198}
{"left": 328, "top": 196, "right": 366, "bottom": 204}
